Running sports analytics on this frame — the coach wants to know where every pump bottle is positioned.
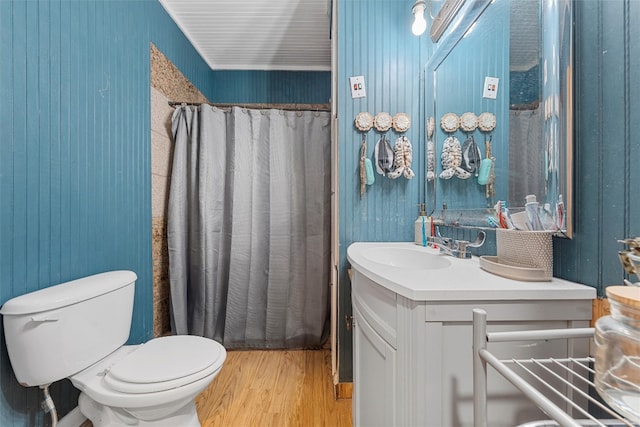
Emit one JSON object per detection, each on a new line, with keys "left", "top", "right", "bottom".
{"left": 414, "top": 203, "right": 430, "bottom": 246}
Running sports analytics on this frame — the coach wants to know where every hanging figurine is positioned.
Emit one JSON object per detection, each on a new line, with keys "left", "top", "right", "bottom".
{"left": 461, "top": 134, "right": 482, "bottom": 175}
{"left": 426, "top": 117, "right": 436, "bottom": 181}
{"left": 459, "top": 112, "right": 481, "bottom": 176}
{"left": 439, "top": 113, "right": 470, "bottom": 179}
{"left": 439, "top": 136, "right": 470, "bottom": 179}
{"left": 372, "top": 112, "right": 395, "bottom": 177}
{"left": 388, "top": 113, "right": 413, "bottom": 180}
{"left": 477, "top": 112, "right": 497, "bottom": 198}
{"left": 374, "top": 133, "right": 395, "bottom": 176}
{"left": 388, "top": 136, "right": 415, "bottom": 179}
{"left": 354, "top": 112, "right": 375, "bottom": 197}
{"left": 359, "top": 135, "right": 367, "bottom": 197}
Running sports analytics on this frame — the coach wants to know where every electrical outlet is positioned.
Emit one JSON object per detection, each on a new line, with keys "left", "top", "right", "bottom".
{"left": 483, "top": 76, "right": 499, "bottom": 99}
{"left": 350, "top": 76, "right": 366, "bottom": 98}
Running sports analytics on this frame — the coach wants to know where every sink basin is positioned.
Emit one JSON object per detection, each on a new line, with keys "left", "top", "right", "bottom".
{"left": 346, "top": 242, "right": 597, "bottom": 301}
{"left": 362, "top": 246, "right": 451, "bottom": 270}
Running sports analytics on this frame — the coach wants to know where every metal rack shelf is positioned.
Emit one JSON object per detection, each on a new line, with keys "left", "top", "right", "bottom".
{"left": 472, "top": 308, "right": 637, "bottom": 427}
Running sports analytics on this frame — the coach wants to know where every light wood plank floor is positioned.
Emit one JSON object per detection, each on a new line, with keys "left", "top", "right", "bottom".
{"left": 196, "top": 349, "right": 353, "bottom": 427}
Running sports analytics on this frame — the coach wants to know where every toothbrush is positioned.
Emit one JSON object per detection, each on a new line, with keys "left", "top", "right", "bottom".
{"left": 503, "top": 207, "right": 515, "bottom": 229}
{"left": 494, "top": 201, "right": 503, "bottom": 228}
{"left": 555, "top": 195, "right": 565, "bottom": 230}
{"left": 486, "top": 216, "right": 499, "bottom": 228}
{"left": 495, "top": 201, "right": 508, "bottom": 228}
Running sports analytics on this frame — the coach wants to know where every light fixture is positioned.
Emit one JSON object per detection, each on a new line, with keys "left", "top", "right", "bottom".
{"left": 411, "top": 0, "right": 427, "bottom": 36}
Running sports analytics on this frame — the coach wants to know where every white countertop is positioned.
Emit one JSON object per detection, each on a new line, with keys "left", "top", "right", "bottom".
{"left": 347, "top": 242, "right": 596, "bottom": 302}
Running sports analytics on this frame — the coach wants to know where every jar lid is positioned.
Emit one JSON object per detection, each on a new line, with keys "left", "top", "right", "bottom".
{"left": 606, "top": 286, "right": 640, "bottom": 319}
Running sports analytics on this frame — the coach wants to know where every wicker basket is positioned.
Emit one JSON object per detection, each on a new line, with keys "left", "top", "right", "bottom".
{"left": 496, "top": 229, "right": 553, "bottom": 279}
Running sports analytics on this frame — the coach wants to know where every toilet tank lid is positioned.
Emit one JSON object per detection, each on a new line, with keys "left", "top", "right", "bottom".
{"left": 0, "top": 270, "right": 137, "bottom": 316}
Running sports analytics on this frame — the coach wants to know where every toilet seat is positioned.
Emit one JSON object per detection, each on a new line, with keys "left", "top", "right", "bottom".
{"left": 103, "top": 335, "right": 225, "bottom": 394}
{"left": 70, "top": 335, "right": 226, "bottom": 409}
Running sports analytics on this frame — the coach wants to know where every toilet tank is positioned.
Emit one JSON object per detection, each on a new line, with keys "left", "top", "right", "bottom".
{"left": 0, "top": 270, "right": 137, "bottom": 387}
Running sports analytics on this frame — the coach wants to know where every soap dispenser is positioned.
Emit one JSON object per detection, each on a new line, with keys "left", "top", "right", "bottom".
{"left": 414, "top": 203, "right": 430, "bottom": 246}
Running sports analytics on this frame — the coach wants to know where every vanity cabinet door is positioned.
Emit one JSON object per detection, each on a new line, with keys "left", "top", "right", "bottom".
{"left": 353, "top": 305, "right": 397, "bottom": 427}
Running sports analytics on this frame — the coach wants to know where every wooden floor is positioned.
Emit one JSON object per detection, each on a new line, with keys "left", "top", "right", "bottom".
{"left": 196, "top": 349, "right": 353, "bottom": 427}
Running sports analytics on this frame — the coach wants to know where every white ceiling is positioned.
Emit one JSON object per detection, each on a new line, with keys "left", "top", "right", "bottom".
{"left": 510, "top": 0, "right": 540, "bottom": 72}
{"left": 159, "top": 0, "right": 332, "bottom": 71}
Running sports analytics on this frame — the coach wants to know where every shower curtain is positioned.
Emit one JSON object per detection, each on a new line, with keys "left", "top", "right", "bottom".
{"left": 168, "top": 105, "right": 331, "bottom": 349}
{"left": 508, "top": 108, "right": 545, "bottom": 205}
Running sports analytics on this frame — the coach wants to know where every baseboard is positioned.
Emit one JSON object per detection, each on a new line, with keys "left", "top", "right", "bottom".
{"left": 334, "top": 382, "right": 353, "bottom": 399}
{"left": 591, "top": 297, "right": 610, "bottom": 327}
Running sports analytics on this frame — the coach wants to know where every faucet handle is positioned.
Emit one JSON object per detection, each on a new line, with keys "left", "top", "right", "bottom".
{"left": 467, "top": 230, "right": 486, "bottom": 248}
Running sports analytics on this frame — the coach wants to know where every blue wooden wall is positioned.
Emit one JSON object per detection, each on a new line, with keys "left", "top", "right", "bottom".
{"left": 0, "top": 1, "right": 214, "bottom": 424}
{"left": 211, "top": 70, "right": 331, "bottom": 104}
{"left": 555, "top": 0, "right": 640, "bottom": 289}
{"left": 336, "top": 0, "right": 429, "bottom": 382}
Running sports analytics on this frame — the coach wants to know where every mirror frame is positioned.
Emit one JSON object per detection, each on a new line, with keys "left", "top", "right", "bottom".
{"left": 425, "top": 0, "right": 573, "bottom": 237}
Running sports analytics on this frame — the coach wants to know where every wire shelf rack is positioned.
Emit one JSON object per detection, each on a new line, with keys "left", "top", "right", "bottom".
{"left": 472, "top": 308, "right": 638, "bottom": 427}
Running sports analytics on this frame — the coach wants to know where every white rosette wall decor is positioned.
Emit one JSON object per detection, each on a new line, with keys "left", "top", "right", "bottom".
{"left": 355, "top": 112, "right": 374, "bottom": 132}
{"left": 392, "top": 113, "right": 411, "bottom": 133}
{"left": 478, "top": 112, "right": 496, "bottom": 133}
{"left": 373, "top": 112, "right": 393, "bottom": 133}
{"left": 460, "top": 112, "right": 478, "bottom": 133}
{"left": 440, "top": 112, "right": 460, "bottom": 133}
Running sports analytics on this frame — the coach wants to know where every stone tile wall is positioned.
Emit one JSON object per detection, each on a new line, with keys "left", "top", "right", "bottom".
{"left": 150, "top": 43, "right": 208, "bottom": 336}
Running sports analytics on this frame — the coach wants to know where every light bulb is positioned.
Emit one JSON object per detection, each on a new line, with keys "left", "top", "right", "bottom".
{"left": 412, "top": 2, "right": 427, "bottom": 36}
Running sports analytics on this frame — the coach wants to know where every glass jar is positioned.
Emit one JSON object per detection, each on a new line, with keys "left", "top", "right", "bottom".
{"left": 594, "top": 285, "right": 640, "bottom": 423}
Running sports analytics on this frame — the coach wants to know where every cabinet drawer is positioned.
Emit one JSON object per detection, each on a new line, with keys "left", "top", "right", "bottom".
{"left": 352, "top": 270, "right": 397, "bottom": 348}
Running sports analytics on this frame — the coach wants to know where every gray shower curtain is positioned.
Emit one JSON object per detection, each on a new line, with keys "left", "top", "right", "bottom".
{"left": 508, "top": 108, "right": 545, "bottom": 205}
{"left": 168, "top": 105, "right": 331, "bottom": 349}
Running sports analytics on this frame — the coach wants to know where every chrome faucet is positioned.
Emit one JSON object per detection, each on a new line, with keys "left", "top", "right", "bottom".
{"left": 429, "top": 227, "right": 486, "bottom": 259}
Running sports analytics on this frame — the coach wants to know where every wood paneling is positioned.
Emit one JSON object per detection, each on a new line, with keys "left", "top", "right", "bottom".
{"left": 211, "top": 70, "right": 330, "bottom": 104}
{"left": 0, "top": 1, "right": 215, "bottom": 424}
{"left": 336, "top": 0, "right": 429, "bottom": 383}
{"left": 556, "top": 0, "right": 640, "bottom": 293}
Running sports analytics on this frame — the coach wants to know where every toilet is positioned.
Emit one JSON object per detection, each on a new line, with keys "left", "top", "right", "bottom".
{"left": 0, "top": 270, "right": 226, "bottom": 427}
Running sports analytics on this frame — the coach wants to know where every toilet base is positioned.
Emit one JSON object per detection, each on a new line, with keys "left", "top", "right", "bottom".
{"left": 78, "top": 392, "right": 201, "bottom": 427}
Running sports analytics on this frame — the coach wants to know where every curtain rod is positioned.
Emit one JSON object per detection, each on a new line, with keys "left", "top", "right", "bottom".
{"left": 168, "top": 101, "right": 331, "bottom": 112}
{"left": 510, "top": 100, "right": 540, "bottom": 111}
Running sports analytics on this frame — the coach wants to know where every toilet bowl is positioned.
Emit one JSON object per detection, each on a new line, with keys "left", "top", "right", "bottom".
{"left": 0, "top": 271, "right": 226, "bottom": 427}
{"left": 71, "top": 335, "right": 226, "bottom": 426}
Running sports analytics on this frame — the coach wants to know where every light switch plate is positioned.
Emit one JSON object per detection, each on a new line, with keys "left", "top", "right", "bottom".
{"left": 350, "top": 76, "right": 366, "bottom": 98}
{"left": 483, "top": 76, "right": 499, "bottom": 99}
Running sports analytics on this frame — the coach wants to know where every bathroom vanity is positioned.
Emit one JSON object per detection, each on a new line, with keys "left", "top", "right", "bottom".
{"left": 347, "top": 242, "right": 596, "bottom": 427}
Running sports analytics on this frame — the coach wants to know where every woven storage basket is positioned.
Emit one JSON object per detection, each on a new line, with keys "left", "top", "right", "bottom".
{"left": 496, "top": 229, "right": 553, "bottom": 279}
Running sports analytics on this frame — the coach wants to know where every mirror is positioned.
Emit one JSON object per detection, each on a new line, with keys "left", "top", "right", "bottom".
{"left": 425, "top": 0, "right": 573, "bottom": 237}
